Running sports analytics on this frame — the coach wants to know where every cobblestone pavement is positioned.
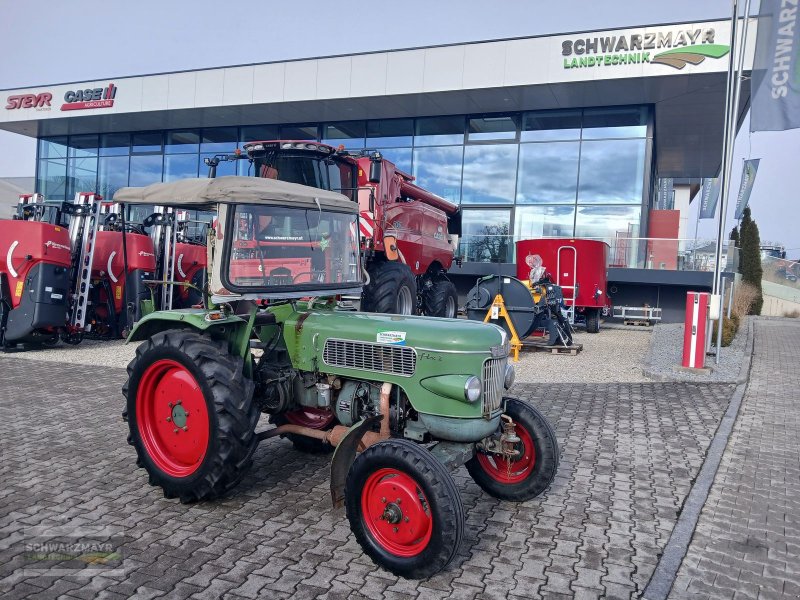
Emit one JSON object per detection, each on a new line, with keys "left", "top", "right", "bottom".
{"left": 670, "top": 319, "right": 800, "bottom": 599}
{"left": 0, "top": 355, "right": 734, "bottom": 599}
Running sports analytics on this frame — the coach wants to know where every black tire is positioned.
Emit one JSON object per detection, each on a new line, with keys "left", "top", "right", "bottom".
{"left": 122, "top": 330, "right": 259, "bottom": 503}
{"left": 422, "top": 277, "right": 459, "bottom": 318}
{"left": 345, "top": 439, "right": 464, "bottom": 579}
{"left": 361, "top": 261, "right": 417, "bottom": 315}
{"left": 466, "top": 398, "right": 559, "bottom": 502}
{"left": 585, "top": 308, "right": 600, "bottom": 333}
{"left": 270, "top": 410, "right": 335, "bottom": 454}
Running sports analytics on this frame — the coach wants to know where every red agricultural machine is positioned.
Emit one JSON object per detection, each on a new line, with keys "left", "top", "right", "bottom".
{"left": 516, "top": 238, "right": 610, "bottom": 333}
{"left": 209, "top": 141, "right": 461, "bottom": 317}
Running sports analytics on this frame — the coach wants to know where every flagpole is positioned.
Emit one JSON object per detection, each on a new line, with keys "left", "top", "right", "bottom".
{"left": 714, "top": 0, "right": 753, "bottom": 364}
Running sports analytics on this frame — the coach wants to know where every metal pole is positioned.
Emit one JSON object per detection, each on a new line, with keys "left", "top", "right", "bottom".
{"left": 715, "top": 0, "right": 752, "bottom": 364}
{"left": 727, "top": 276, "right": 735, "bottom": 319}
{"left": 716, "top": 277, "right": 727, "bottom": 352}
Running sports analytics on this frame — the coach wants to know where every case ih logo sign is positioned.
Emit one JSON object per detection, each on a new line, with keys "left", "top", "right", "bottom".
{"left": 5, "top": 93, "right": 52, "bottom": 111}
{"left": 61, "top": 83, "right": 117, "bottom": 111}
{"left": 561, "top": 27, "right": 730, "bottom": 70}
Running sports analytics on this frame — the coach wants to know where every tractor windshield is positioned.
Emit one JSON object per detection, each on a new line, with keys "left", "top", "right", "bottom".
{"left": 251, "top": 152, "right": 355, "bottom": 200}
{"left": 226, "top": 204, "right": 361, "bottom": 291}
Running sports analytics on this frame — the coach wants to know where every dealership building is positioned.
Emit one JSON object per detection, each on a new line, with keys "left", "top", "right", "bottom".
{"left": 0, "top": 18, "right": 753, "bottom": 321}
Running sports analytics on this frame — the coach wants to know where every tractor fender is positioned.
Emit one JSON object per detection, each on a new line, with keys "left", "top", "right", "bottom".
{"left": 126, "top": 310, "right": 247, "bottom": 343}
{"left": 330, "top": 415, "right": 382, "bottom": 508}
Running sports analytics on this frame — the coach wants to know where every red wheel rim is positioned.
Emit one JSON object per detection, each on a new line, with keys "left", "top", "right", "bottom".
{"left": 135, "top": 359, "right": 210, "bottom": 477}
{"left": 477, "top": 423, "right": 537, "bottom": 484}
{"left": 361, "top": 468, "right": 433, "bottom": 557}
{"left": 284, "top": 407, "right": 335, "bottom": 429}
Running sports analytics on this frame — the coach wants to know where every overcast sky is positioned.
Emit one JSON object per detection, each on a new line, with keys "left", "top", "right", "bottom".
{"left": 0, "top": 0, "right": 796, "bottom": 251}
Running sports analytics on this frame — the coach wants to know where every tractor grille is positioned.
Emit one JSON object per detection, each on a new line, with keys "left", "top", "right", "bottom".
{"left": 323, "top": 339, "right": 416, "bottom": 377}
{"left": 482, "top": 357, "right": 506, "bottom": 416}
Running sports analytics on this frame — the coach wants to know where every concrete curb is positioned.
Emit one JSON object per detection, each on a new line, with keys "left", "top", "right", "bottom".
{"left": 641, "top": 320, "right": 757, "bottom": 600}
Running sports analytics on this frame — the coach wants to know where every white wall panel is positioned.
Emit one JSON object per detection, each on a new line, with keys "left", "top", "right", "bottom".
{"left": 166, "top": 72, "right": 196, "bottom": 110}
{"left": 194, "top": 70, "right": 224, "bottom": 107}
{"left": 252, "top": 63, "right": 285, "bottom": 104}
{"left": 223, "top": 67, "right": 254, "bottom": 106}
{"left": 350, "top": 53, "right": 388, "bottom": 98}
{"left": 284, "top": 60, "right": 317, "bottom": 101}
{"left": 422, "top": 46, "right": 464, "bottom": 92}
{"left": 141, "top": 75, "right": 169, "bottom": 112}
{"left": 463, "top": 42, "right": 506, "bottom": 90}
{"left": 316, "top": 57, "right": 352, "bottom": 99}
{"left": 386, "top": 50, "right": 425, "bottom": 95}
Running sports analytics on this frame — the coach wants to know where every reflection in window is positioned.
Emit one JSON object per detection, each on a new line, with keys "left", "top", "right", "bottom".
{"left": 38, "top": 159, "right": 67, "bottom": 201}
{"left": 98, "top": 156, "right": 130, "bottom": 198}
{"left": 467, "top": 116, "right": 517, "bottom": 142}
{"left": 240, "top": 125, "right": 279, "bottom": 143}
{"left": 130, "top": 155, "right": 163, "bottom": 186}
{"left": 514, "top": 206, "right": 575, "bottom": 239}
{"left": 39, "top": 137, "right": 68, "bottom": 160}
{"left": 367, "top": 119, "right": 413, "bottom": 147}
{"left": 67, "top": 155, "right": 98, "bottom": 197}
{"left": 414, "top": 116, "right": 464, "bottom": 146}
{"left": 132, "top": 132, "right": 162, "bottom": 154}
{"left": 322, "top": 121, "right": 365, "bottom": 149}
{"left": 166, "top": 130, "right": 200, "bottom": 154}
{"left": 516, "top": 142, "right": 579, "bottom": 204}
{"left": 375, "top": 148, "right": 412, "bottom": 174}
{"left": 577, "top": 139, "right": 645, "bottom": 204}
{"left": 521, "top": 110, "right": 582, "bottom": 142}
{"left": 200, "top": 153, "right": 236, "bottom": 177}
{"left": 100, "top": 133, "right": 130, "bottom": 157}
{"left": 68, "top": 135, "right": 99, "bottom": 159}
{"left": 412, "top": 146, "right": 463, "bottom": 203}
{"left": 280, "top": 124, "right": 319, "bottom": 140}
{"left": 461, "top": 209, "right": 511, "bottom": 263}
{"left": 574, "top": 205, "right": 641, "bottom": 240}
{"left": 461, "top": 144, "right": 517, "bottom": 204}
{"left": 582, "top": 106, "right": 647, "bottom": 139}
{"left": 201, "top": 127, "right": 238, "bottom": 153}
{"left": 165, "top": 154, "right": 199, "bottom": 181}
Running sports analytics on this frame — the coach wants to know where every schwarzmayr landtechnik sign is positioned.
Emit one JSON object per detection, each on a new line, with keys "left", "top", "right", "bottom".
{"left": 562, "top": 26, "right": 730, "bottom": 70}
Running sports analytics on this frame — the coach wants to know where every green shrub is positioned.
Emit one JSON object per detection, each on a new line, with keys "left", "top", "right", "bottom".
{"left": 711, "top": 317, "right": 738, "bottom": 347}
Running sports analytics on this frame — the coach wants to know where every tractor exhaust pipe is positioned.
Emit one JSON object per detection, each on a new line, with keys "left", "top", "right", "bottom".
{"left": 258, "top": 382, "right": 393, "bottom": 448}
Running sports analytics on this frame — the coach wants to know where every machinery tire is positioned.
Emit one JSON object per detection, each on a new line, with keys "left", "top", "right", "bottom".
{"left": 270, "top": 408, "right": 335, "bottom": 454}
{"left": 122, "top": 330, "right": 259, "bottom": 503}
{"left": 422, "top": 277, "right": 459, "bottom": 318}
{"left": 466, "top": 398, "right": 559, "bottom": 502}
{"left": 585, "top": 308, "right": 600, "bottom": 333}
{"left": 346, "top": 439, "right": 464, "bottom": 579}
{"left": 361, "top": 262, "right": 417, "bottom": 315}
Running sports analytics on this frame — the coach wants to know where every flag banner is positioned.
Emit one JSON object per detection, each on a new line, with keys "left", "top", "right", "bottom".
{"left": 750, "top": 0, "right": 800, "bottom": 131}
{"left": 656, "top": 178, "right": 674, "bottom": 210}
{"left": 699, "top": 177, "right": 721, "bottom": 219}
{"left": 734, "top": 159, "right": 760, "bottom": 219}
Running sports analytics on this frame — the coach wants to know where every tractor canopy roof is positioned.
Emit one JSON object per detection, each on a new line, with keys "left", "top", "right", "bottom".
{"left": 113, "top": 176, "right": 354, "bottom": 212}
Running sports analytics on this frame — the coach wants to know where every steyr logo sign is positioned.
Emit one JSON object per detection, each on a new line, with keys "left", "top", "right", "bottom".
{"left": 561, "top": 27, "right": 730, "bottom": 70}
{"left": 5, "top": 93, "right": 52, "bottom": 110}
{"left": 61, "top": 83, "right": 117, "bottom": 111}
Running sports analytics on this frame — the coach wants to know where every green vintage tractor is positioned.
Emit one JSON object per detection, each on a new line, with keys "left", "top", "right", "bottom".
{"left": 116, "top": 176, "right": 559, "bottom": 579}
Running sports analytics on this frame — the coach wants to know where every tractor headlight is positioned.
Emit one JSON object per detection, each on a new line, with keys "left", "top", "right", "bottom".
{"left": 504, "top": 364, "right": 515, "bottom": 390}
{"left": 464, "top": 376, "right": 482, "bottom": 403}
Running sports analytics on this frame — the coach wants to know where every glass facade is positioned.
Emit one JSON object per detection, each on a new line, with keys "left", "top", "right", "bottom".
{"left": 36, "top": 106, "right": 652, "bottom": 263}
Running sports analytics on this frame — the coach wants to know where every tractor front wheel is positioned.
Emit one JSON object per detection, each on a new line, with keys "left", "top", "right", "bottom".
{"left": 123, "top": 330, "right": 259, "bottom": 503}
{"left": 345, "top": 439, "right": 464, "bottom": 579}
{"left": 466, "top": 398, "right": 559, "bottom": 502}
{"left": 361, "top": 262, "right": 417, "bottom": 315}
{"left": 422, "top": 276, "right": 458, "bottom": 318}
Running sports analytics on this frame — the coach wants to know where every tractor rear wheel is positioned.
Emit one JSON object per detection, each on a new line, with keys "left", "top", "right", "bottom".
{"left": 466, "top": 398, "right": 559, "bottom": 502}
{"left": 123, "top": 330, "right": 259, "bottom": 503}
{"left": 422, "top": 277, "right": 458, "bottom": 318}
{"left": 585, "top": 308, "right": 601, "bottom": 333}
{"left": 345, "top": 439, "right": 464, "bottom": 579}
{"left": 361, "top": 262, "right": 417, "bottom": 315}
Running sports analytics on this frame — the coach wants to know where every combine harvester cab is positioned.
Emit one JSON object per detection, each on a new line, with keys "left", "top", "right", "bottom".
{"left": 0, "top": 194, "right": 72, "bottom": 347}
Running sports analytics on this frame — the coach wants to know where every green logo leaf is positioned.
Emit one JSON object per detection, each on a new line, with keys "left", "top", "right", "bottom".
{"left": 652, "top": 44, "right": 730, "bottom": 69}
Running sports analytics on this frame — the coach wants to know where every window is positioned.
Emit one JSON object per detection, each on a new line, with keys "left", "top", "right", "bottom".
{"left": 516, "top": 142, "right": 579, "bottom": 204}
{"left": 164, "top": 154, "right": 199, "bottom": 181}
{"left": 165, "top": 130, "right": 200, "bottom": 154}
{"left": 240, "top": 125, "right": 279, "bottom": 143}
{"left": 227, "top": 205, "right": 361, "bottom": 290}
{"left": 521, "top": 110, "right": 582, "bottom": 142}
{"left": 414, "top": 116, "right": 464, "bottom": 146}
{"left": 280, "top": 124, "right": 319, "bottom": 141}
{"left": 460, "top": 209, "right": 512, "bottom": 263}
{"left": 98, "top": 156, "right": 130, "bottom": 198}
{"left": 37, "top": 158, "right": 67, "bottom": 201}
{"left": 322, "top": 121, "right": 365, "bottom": 149}
{"left": 411, "top": 146, "right": 463, "bottom": 203}
{"left": 201, "top": 127, "right": 238, "bottom": 153}
{"left": 129, "top": 155, "right": 163, "bottom": 186}
{"left": 375, "top": 148, "right": 412, "bottom": 174}
{"left": 582, "top": 106, "right": 647, "bottom": 139}
{"left": 574, "top": 205, "right": 641, "bottom": 240}
{"left": 200, "top": 153, "right": 237, "bottom": 177}
{"left": 461, "top": 144, "right": 517, "bottom": 204}
{"left": 467, "top": 116, "right": 517, "bottom": 142}
{"left": 577, "top": 139, "right": 646, "bottom": 204}
{"left": 39, "top": 137, "right": 68, "bottom": 160}
{"left": 68, "top": 135, "right": 98, "bottom": 159}
{"left": 514, "top": 206, "right": 576, "bottom": 239}
{"left": 132, "top": 132, "right": 162, "bottom": 154}
{"left": 367, "top": 119, "right": 413, "bottom": 147}
{"left": 100, "top": 133, "right": 130, "bottom": 156}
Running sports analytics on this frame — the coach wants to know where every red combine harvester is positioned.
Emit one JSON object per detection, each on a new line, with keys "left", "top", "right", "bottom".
{"left": 0, "top": 194, "right": 72, "bottom": 348}
{"left": 212, "top": 141, "right": 461, "bottom": 317}
{"left": 516, "top": 238, "right": 610, "bottom": 333}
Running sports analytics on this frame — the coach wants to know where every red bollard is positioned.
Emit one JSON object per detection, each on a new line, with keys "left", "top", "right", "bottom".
{"left": 682, "top": 292, "right": 709, "bottom": 369}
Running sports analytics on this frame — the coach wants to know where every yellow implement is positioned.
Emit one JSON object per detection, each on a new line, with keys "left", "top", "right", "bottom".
{"left": 482, "top": 294, "right": 522, "bottom": 362}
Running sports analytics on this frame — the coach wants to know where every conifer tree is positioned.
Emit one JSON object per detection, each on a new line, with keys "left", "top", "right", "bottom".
{"left": 738, "top": 207, "right": 763, "bottom": 314}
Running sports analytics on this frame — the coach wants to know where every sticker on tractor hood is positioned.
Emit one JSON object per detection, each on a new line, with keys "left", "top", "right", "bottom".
{"left": 377, "top": 331, "right": 406, "bottom": 345}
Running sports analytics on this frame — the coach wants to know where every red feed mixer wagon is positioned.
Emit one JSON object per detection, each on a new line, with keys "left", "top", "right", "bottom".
{"left": 515, "top": 238, "right": 610, "bottom": 333}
